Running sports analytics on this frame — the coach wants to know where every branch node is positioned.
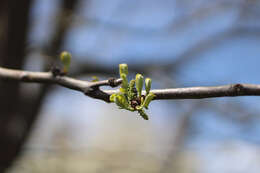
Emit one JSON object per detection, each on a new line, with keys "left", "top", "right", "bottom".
{"left": 50, "top": 66, "right": 66, "bottom": 77}
{"left": 108, "top": 77, "right": 119, "bottom": 87}
{"left": 20, "top": 72, "right": 30, "bottom": 81}
{"left": 232, "top": 83, "right": 244, "bottom": 94}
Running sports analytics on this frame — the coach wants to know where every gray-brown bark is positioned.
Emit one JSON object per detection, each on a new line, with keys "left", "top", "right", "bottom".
{"left": 1, "top": 66, "right": 260, "bottom": 103}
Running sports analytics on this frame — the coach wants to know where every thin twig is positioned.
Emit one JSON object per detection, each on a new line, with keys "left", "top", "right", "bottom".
{"left": 1, "top": 66, "right": 260, "bottom": 102}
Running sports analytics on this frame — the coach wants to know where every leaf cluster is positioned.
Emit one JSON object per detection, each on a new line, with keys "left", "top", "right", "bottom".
{"left": 110, "top": 64, "right": 155, "bottom": 120}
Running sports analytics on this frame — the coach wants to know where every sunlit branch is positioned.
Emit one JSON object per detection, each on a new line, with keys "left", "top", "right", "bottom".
{"left": 1, "top": 66, "right": 260, "bottom": 102}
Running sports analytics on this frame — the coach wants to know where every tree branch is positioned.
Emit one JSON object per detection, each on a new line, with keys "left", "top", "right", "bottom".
{"left": 1, "top": 66, "right": 260, "bottom": 102}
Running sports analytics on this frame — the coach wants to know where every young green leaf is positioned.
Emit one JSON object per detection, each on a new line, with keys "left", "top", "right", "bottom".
{"left": 128, "top": 79, "right": 136, "bottom": 101}
{"left": 142, "top": 92, "right": 155, "bottom": 109}
{"left": 129, "top": 79, "right": 135, "bottom": 91}
{"left": 135, "top": 74, "right": 143, "bottom": 97}
{"left": 115, "top": 94, "right": 129, "bottom": 109}
{"left": 121, "top": 73, "right": 128, "bottom": 93}
{"left": 109, "top": 93, "right": 117, "bottom": 102}
{"left": 119, "top": 63, "right": 128, "bottom": 77}
{"left": 145, "top": 78, "right": 152, "bottom": 95}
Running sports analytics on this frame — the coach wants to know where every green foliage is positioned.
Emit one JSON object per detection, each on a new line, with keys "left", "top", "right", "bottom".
{"left": 110, "top": 64, "right": 155, "bottom": 120}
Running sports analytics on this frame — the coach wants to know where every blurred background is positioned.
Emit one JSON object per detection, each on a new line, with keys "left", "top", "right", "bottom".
{"left": 1, "top": 0, "right": 260, "bottom": 172}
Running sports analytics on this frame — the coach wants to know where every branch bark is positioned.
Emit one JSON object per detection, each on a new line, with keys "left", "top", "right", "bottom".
{"left": 1, "top": 66, "right": 260, "bottom": 102}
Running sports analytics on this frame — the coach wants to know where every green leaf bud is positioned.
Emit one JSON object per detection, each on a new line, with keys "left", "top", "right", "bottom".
{"left": 135, "top": 73, "right": 143, "bottom": 97}
{"left": 109, "top": 94, "right": 117, "bottom": 102}
{"left": 60, "top": 51, "right": 71, "bottom": 73}
{"left": 128, "top": 79, "right": 136, "bottom": 100}
{"left": 121, "top": 73, "right": 128, "bottom": 92}
{"left": 91, "top": 76, "right": 99, "bottom": 82}
{"left": 142, "top": 93, "right": 155, "bottom": 109}
{"left": 119, "top": 63, "right": 128, "bottom": 77}
{"left": 129, "top": 79, "right": 135, "bottom": 90}
{"left": 115, "top": 94, "right": 129, "bottom": 109}
{"left": 145, "top": 78, "right": 152, "bottom": 95}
